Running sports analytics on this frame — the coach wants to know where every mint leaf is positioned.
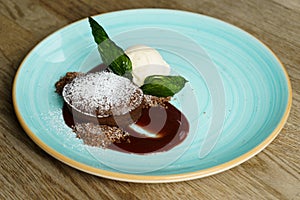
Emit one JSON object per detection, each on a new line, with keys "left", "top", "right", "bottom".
{"left": 88, "top": 17, "right": 132, "bottom": 78}
{"left": 141, "top": 75, "right": 188, "bottom": 97}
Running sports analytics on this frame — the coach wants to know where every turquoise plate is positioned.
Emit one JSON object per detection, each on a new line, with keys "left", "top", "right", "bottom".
{"left": 13, "top": 9, "right": 292, "bottom": 183}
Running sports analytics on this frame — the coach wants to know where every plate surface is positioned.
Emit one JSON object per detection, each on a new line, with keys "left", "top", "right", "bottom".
{"left": 13, "top": 9, "right": 292, "bottom": 183}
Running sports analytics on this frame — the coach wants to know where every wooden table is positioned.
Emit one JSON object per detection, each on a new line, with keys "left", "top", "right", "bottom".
{"left": 1, "top": 0, "right": 299, "bottom": 199}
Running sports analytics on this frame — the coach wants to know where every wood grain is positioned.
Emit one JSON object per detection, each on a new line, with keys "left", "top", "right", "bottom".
{"left": 0, "top": 0, "right": 299, "bottom": 199}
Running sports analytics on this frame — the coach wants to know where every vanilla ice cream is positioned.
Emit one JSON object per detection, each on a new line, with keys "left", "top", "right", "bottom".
{"left": 125, "top": 45, "right": 170, "bottom": 86}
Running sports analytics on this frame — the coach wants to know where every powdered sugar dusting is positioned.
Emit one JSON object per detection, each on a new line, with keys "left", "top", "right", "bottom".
{"left": 39, "top": 107, "right": 86, "bottom": 152}
{"left": 62, "top": 72, "right": 143, "bottom": 117}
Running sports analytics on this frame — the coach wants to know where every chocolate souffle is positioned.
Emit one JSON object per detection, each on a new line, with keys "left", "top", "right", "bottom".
{"left": 56, "top": 71, "right": 144, "bottom": 126}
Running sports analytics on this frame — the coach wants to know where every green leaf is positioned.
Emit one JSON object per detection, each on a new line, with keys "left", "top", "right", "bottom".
{"left": 88, "top": 17, "right": 132, "bottom": 78}
{"left": 140, "top": 75, "right": 188, "bottom": 97}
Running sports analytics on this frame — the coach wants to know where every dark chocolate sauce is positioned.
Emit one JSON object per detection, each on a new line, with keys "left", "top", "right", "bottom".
{"left": 62, "top": 103, "right": 75, "bottom": 128}
{"left": 62, "top": 64, "right": 189, "bottom": 154}
{"left": 110, "top": 103, "right": 189, "bottom": 153}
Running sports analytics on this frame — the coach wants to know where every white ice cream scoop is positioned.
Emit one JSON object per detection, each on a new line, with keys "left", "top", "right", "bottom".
{"left": 125, "top": 45, "right": 170, "bottom": 86}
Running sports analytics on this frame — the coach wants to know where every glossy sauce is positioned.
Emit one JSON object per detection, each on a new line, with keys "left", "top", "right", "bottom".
{"left": 62, "top": 102, "right": 189, "bottom": 154}
{"left": 62, "top": 64, "right": 189, "bottom": 154}
{"left": 110, "top": 102, "right": 189, "bottom": 153}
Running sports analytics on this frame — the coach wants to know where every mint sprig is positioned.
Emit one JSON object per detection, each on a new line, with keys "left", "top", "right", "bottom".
{"left": 88, "top": 17, "right": 132, "bottom": 79}
{"left": 140, "top": 75, "right": 188, "bottom": 97}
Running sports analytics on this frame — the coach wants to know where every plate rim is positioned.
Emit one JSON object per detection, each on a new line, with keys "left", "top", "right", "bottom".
{"left": 12, "top": 8, "right": 292, "bottom": 183}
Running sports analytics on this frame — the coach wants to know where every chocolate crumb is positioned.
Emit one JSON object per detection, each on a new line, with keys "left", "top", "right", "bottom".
{"left": 73, "top": 123, "right": 129, "bottom": 148}
{"left": 143, "top": 95, "right": 171, "bottom": 108}
{"left": 55, "top": 72, "right": 82, "bottom": 95}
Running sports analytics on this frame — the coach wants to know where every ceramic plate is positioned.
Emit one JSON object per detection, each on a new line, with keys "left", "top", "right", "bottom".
{"left": 13, "top": 9, "right": 292, "bottom": 183}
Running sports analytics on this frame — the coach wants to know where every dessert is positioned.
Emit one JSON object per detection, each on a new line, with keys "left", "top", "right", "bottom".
{"left": 55, "top": 17, "right": 189, "bottom": 153}
{"left": 62, "top": 72, "right": 144, "bottom": 126}
{"left": 125, "top": 45, "right": 170, "bottom": 86}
